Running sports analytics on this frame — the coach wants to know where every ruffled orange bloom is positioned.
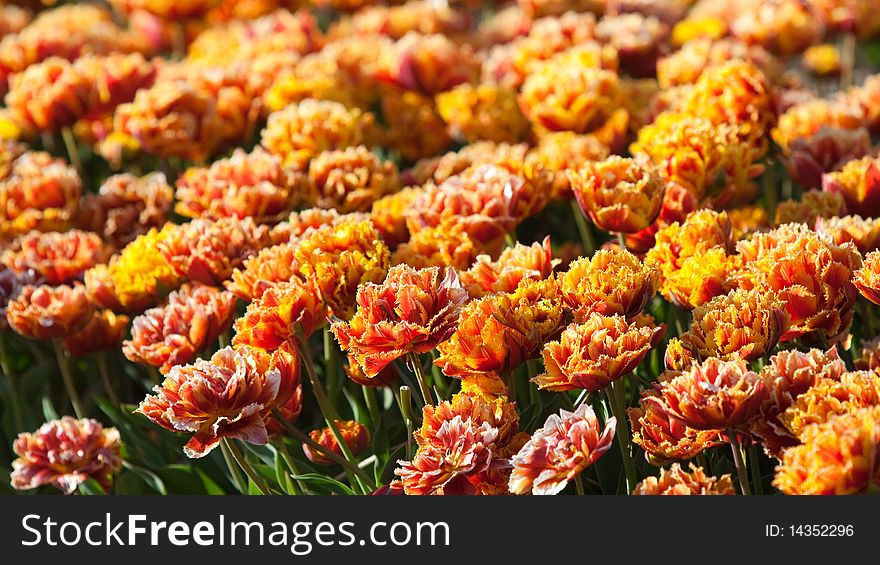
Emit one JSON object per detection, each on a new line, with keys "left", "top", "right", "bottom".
{"left": 771, "top": 99, "right": 863, "bottom": 154}
{"left": 11, "top": 417, "right": 121, "bottom": 494}
{"left": 344, "top": 355, "right": 400, "bottom": 388}
{"left": 1, "top": 230, "right": 107, "bottom": 285}
{"left": 407, "top": 164, "right": 551, "bottom": 248}
{"left": 773, "top": 406, "right": 880, "bottom": 495}
{"left": 782, "top": 127, "right": 870, "bottom": 190}
{"left": 751, "top": 347, "right": 847, "bottom": 458}
{"left": 818, "top": 215, "right": 880, "bottom": 255}
{"left": 0, "top": 152, "right": 81, "bottom": 237}
{"left": 77, "top": 172, "right": 173, "bottom": 249}
{"left": 436, "top": 278, "right": 564, "bottom": 378}
{"left": 0, "top": 5, "right": 30, "bottom": 38}
{"left": 116, "top": 0, "right": 220, "bottom": 19}
{"left": 855, "top": 336, "right": 880, "bottom": 371}
{"left": 733, "top": 223, "right": 862, "bottom": 345}
{"left": 847, "top": 73, "right": 880, "bottom": 133}
{"left": 509, "top": 404, "right": 615, "bottom": 495}
{"left": 85, "top": 226, "right": 181, "bottom": 314}
{"left": 659, "top": 357, "right": 767, "bottom": 431}
{"left": 391, "top": 218, "right": 484, "bottom": 271}
{"left": 666, "top": 289, "right": 789, "bottom": 368}
{"left": 657, "top": 38, "right": 781, "bottom": 89}
{"left": 303, "top": 420, "right": 370, "bottom": 465}
{"left": 174, "top": 148, "right": 300, "bottom": 223}
{"left": 526, "top": 131, "right": 610, "bottom": 196}
{"left": 396, "top": 390, "right": 523, "bottom": 495}
{"left": 233, "top": 277, "right": 326, "bottom": 349}
{"left": 628, "top": 390, "right": 722, "bottom": 465}
{"left": 63, "top": 309, "right": 129, "bottom": 357}
{"left": 158, "top": 217, "right": 272, "bottom": 287}
{"left": 379, "top": 88, "right": 451, "bottom": 161}
{"left": 645, "top": 209, "right": 734, "bottom": 309}
{"left": 534, "top": 314, "right": 664, "bottom": 392}
{"left": 4, "top": 57, "right": 90, "bottom": 132}
{"left": 7, "top": 284, "right": 94, "bottom": 340}
{"left": 436, "top": 83, "right": 530, "bottom": 144}
{"left": 460, "top": 237, "right": 556, "bottom": 298}
{"left": 335, "top": 1, "right": 471, "bottom": 39}
{"left": 333, "top": 265, "right": 468, "bottom": 377}
{"left": 822, "top": 156, "right": 880, "bottom": 218}
{"left": 633, "top": 463, "right": 735, "bottom": 495}
{"left": 271, "top": 207, "right": 361, "bottom": 245}
{"left": 376, "top": 32, "right": 479, "bottom": 96}
{"left": 773, "top": 190, "right": 847, "bottom": 227}
{"left": 780, "top": 371, "right": 880, "bottom": 440}
{"left": 519, "top": 61, "right": 621, "bottom": 134}
{"left": 370, "top": 187, "right": 421, "bottom": 247}
{"left": 569, "top": 156, "right": 665, "bottom": 234}
{"left": 260, "top": 99, "right": 376, "bottom": 170}
{"left": 728, "top": 205, "right": 770, "bottom": 240}
{"left": 123, "top": 285, "right": 237, "bottom": 373}
{"left": 294, "top": 219, "right": 390, "bottom": 320}
{"left": 625, "top": 183, "right": 698, "bottom": 254}
{"left": 304, "top": 145, "right": 399, "bottom": 213}
{"left": 136, "top": 343, "right": 300, "bottom": 458}
{"left": 225, "top": 243, "right": 299, "bottom": 302}
{"left": 558, "top": 248, "right": 658, "bottom": 321}
{"left": 110, "top": 81, "right": 221, "bottom": 163}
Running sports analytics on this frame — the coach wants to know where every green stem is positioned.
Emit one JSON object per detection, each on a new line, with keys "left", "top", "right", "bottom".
{"left": 362, "top": 385, "right": 380, "bottom": 426}
{"left": 274, "top": 439, "right": 305, "bottom": 495}
{"left": 53, "top": 339, "right": 85, "bottom": 418}
{"left": 220, "top": 439, "right": 247, "bottom": 494}
{"left": 60, "top": 127, "right": 83, "bottom": 179}
{"left": 270, "top": 409, "right": 376, "bottom": 491}
{"left": 570, "top": 199, "right": 596, "bottom": 256}
{"left": 323, "top": 328, "right": 338, "bottom": 403}
{"left": 395, "top": 387, "right": 415, "bottom": 460}
{"left": 728, "top": 434, "right": 752, "bottom": 496}
{"left": 841, "top": 31, "right": 856, "bottom": 90}
{"left": 606, "top": 378, "right": 637, "bottom": 494}
{"left": 574, "top": 473, "right": 585, "bottom": 496}
{"left": 0, "top": 333, "right": 24, "bottom": 431}
{"left": 97, "top": 352, "right": 121, "bottom": 407}
{"left": 218, "top": 328, "right": 231, "bottom": 350}
{"left": 222, "top": 438, "right": 271, "bottom": 495}
{"left": 616, "top": 232, "right": 626, "bottom": 251}
{"left": 407, "top": 352, "right": 434, "bottom": 406}
{"left": 748, "top": 445, "right": 764, "bottom": 495}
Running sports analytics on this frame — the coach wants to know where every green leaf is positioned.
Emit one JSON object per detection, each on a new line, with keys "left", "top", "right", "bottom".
{"left": 291, "top": 473, "right": 355, "bottom": 495}
{"left": 77, "top": 478, "right": 107, "bottom": 496}
{"left": 122, "top": 461, "right": 167, "bottom": 494}
{"left": 41, "top": 396, "right": 58, "bottom": 421}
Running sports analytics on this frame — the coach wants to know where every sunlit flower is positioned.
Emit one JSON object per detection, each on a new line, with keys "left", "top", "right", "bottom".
{"left": 379, "top": 88, "right": 450, "bottom": 161}
{"left": 436, "top": 278, "right": 564, "bottom": 378}
{"left": 63, "top": 309, "right": 129, "bottom": 357}
{"left": 657, "top": 38, "right": 781, "bottom": 89}
{"left": 628, "top": 390, "right": 721, "bottom": 465}
{"left": 261, "top": 99, "right": 376, "bottom": 170}
{"left": 818, "top": 215, "right": 880, "bottom": 255}
{"left": 509, "top": 404, "right": 615, "bottom": 495}
{"left": 233, "top": 277, "right": 326, "bottom": 349}
{"left": 773, "top": 406, "right": 880, "bottom": 495}
{"left": 667, "top": 289, "right": 789, "bottom": 368}
{"left": 519, "top": 61, "right": 621, "bottom": 134}
{"left": 4, "top": 57, "right": 90, "bottom": 132}
{"left": 533, "top": 314, "right": 664, "bottom": 392}
{"left": 391, "top": 218, "right": 484, "bottom": 271}
{"left": 303, "top": 420, "right": 370, "bottom": 465}
{"left": 158, "top": 217, "right": 272, "bottom": 287}
{"left": 225, "top": 243, "right": 299, "bottom": 302}
{"left": 525, "top": 131, "right": 610, "bottom": 196}
{"left": 751, "top": 347, "right": 847, "bottom": 458}
{"left": 271, "top": 207, "right": 361, "bottom": 245}
{"left": 773, "top": 190, "right": 847, "bottom": 227}
{"left": 405, "top": 141, "right": 530, "bottom": 187}
{"left": 782, "top": 126, "right": 870, "bottom": 190}
{"left": 110, "top": 81, "right": 221, "bottom": 163}
{"left": 376, "top": 32, "right": 479, "bottom": 96}
{"left": 436, "top": 83, "right": 530, "bottom": 144}
{"left": 370, "top": 187, "right": 421, "bottom": 248}
{"left": 396, "top": 390, "right": 523, "bottom": 495}
{"left": 333, "top": 265, "right": 467, "bottom": 377}
{"left": 77, "top": 172, "right": 173, "bottom": 249}
{"left": 568, "top": 156, "right": 665, "bottom": 234}
{"left": 658, "top": 357, "right": 767, "bottom": 431}
{"left": 625, "top": 183, "right": 698, "bottom": 254}
{"left": 771, "top": 99, "right": 863, "bottom": 154}
{"left": 85, "top": 226, "right": 181, "bottom": 314}
{"left": 728, "top": 0, "right": 822, "bottom": 55}
{"left": 174, "top": 148, "right": 301, "bottom": 223}
{"left": 733, "top": 223, "right": 862, "bottom": 345}
{"left": 7, "top": 284, "right": 94, "bottom": 340}
{"left": 780, "top": 371, "right": 880, "bottom": 440}
{"left": 632, "top": 463, "right": 735, "bottom": 495}
{"left": 304, "top": 146, "right": 399, "bottom": 213}
{"left": 123, "top": 285, "right": 237, "bottom": 373}
{"left": 344, "top": 355, "right": 400, "bottom": 388}
{"left": 0, "top": 152, "right": 81, "bottom": 237}
{"left": 822, "top": 156, "right": 880, "bottom": 219}
{"left": 294, "top": 220, "right": 390, "bottom": 320}
{"left": 11, "top": 417, "right": 121, "bottom": 494}
{"left": 460, "top": 237, "right": 556, "bottom": 298}
{"left": 1, "top": 230, "right": 107, "bottom": 285}
{"left": 136, "top": 343, "right": 300, "bottom": 458}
